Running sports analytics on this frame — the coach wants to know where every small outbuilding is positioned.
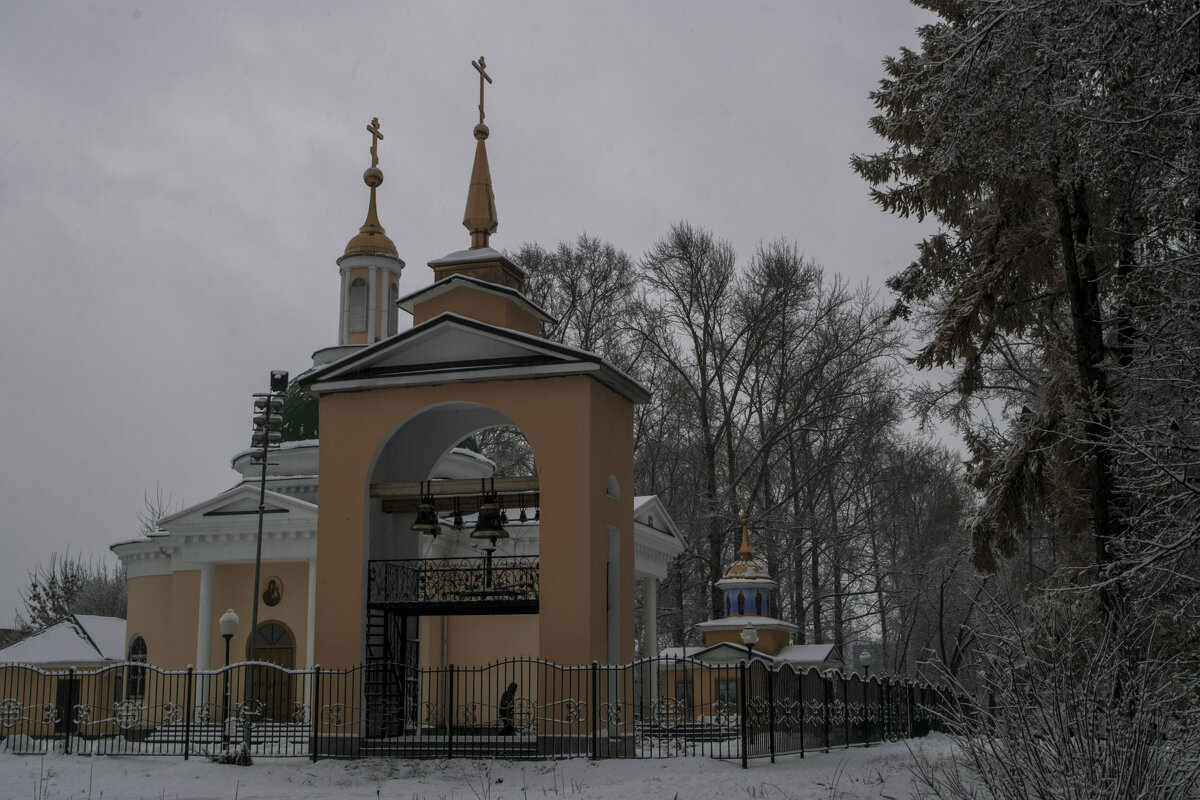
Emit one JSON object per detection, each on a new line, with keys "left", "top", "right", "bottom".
{"left": 0, "top": 615, "right": 126, "bottom": 669}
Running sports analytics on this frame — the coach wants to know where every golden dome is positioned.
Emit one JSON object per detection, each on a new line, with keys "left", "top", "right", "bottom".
{"left": 722, "top": 516, "right": 771, "bottom": 580}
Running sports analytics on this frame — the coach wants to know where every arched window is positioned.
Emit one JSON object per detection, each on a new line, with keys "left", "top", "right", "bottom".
{"left": 606, "top": 474, "right": 620, "bottom": 500}
{"left": 387, "top": 281, "right": 399, "bottom": 336}
{"left": 252, "top": 622, "right": 294, "bottom": 648}
{"left": 126, "top": 635, "right": 147, "bottom": 699}
{"left": 349, "top": 278, "right": 367, "bottom": 333}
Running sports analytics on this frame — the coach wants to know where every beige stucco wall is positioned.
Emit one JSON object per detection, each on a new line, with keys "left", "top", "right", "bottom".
{"left": 420, "top": 614, "right": 539, "bottom": 667}
{"left": 126, "top": 561, "right": 311, "bottom": 670}
{"left": 411, "top": 285, "right": 540, "bottom": 335}
{"left": 704, "top": 627, "right": 791, "bottom": 656}
{"left": 314, "top": 374, "right": 636, "bottom": 669}
{"left": 126, "top": 573, "right": 181, "bottom": 667}
{"left": 210, "top": 561, "right": 311, "bottom": 667}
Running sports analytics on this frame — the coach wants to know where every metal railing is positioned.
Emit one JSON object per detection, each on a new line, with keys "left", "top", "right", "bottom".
{"left": 0, "top": 657, "right": 955, "bottom": 761}
{"left": 367, "top": 557, "right": 539, "bottom": 614}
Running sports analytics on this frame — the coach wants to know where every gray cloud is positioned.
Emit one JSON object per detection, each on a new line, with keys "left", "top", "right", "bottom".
{"left": 0, "top": 1, "right": 937, "bottom": 622}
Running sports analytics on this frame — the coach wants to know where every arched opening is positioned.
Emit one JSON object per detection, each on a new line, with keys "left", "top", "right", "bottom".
{"left": 361, "top": 402, "right": 541, "bottom": 737}
{"left": 387, "top": 280, "right": 399, "bottom": 336}
{"left": 349, "top": 278, "right": 367, "bottom": 333}
{"left": 365, "top": 402, "right": 537, "bottom": 563}
{"left": 606, "top": 474, "right": 620, "bottom": 500}
{"left": 247, "top": 621, "right": 296, "bottom": 722}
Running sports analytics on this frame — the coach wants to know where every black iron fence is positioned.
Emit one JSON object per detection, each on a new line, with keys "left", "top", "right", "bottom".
{"left": 0, "top": 658, "right": 954, "bottom": 762}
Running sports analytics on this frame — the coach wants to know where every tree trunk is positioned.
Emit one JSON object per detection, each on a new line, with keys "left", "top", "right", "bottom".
{"left": 1054, "top": 183, "right": 1119, "bottom": 583}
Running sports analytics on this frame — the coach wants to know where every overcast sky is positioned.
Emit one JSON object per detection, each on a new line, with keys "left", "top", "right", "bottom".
{"left": 0, "top": 2, "right": 939, "bottom": 625}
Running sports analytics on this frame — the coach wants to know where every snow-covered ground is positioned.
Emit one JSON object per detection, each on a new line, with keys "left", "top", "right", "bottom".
{"left": 0, "top": 734, "right": 956, "bottom": 799}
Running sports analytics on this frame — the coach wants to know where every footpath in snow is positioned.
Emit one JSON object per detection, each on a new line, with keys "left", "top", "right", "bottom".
{"left": 0, "top": 734, "right": 955, "bottom": 799}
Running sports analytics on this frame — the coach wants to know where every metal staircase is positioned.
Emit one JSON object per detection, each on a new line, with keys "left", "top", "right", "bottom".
{"left": 364, "top": 608, "right": 415, "bottom": 738}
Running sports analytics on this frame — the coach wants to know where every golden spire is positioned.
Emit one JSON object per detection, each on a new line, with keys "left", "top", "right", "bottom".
{"left": 345, "top": 117, "right": 399, "bottom": 258}
{"left": 737, "top": 479, "right": 755, "bottom": 561}
{"left": 463, "top": 57, "right": 498, "bottom": 250}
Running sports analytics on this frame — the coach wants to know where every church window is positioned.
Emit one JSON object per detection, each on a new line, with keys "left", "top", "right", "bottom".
{"left": 349, "top": 278, "right": 368, "bottom": 333}
{"left": 605, "top": 475, "right": 620, "bottom": 500}
{"left": 126, "top": 635, "right": 147, "bottom": 699}
{"left": 387, "top": 281, "right": 399, "bottom": 336}
{"left": 252, "top": 622, "right": 293, "bottom": 648}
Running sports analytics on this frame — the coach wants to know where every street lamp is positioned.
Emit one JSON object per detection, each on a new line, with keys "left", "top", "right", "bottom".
{"left": 219, "top": 608, "right": 238, "bottom": 747}
{"left": 860, "top": 649, "right": 874, "bottom": 746}
{"left": 243, "top": 369, "right": 288, "bottom": 764}
{"left": 740, "top": 622, "right": 759, "bottom": 661}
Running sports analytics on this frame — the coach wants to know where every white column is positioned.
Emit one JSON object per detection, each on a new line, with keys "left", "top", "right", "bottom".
{"left": 196, "top": 563, "right": 214, "bottom": 668}
{"left": 196, "top": 563, "right": 214, "bottom": 716}
{"left": 367, "top": 266, "right": 378, "bottom": 342}
{"left": 304, "top": 556, "right": 318, "bottom": 714}
{"left": 306, "top": 557, "right": 317, "bottom": 669}
{"left": 339, "top": 268, "right": 349, "bottom": 345}
{"left": 644, "top": 576, "right": 658, "bottom": 659}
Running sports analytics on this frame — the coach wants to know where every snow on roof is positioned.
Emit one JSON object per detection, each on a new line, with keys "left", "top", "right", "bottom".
{"left": 775, "top": 643, "right": 842, "bottom": 665}
{"left": 0, "top": 615, "right": 126, "bottom": 666}
{"left": 694, "top": 615, "right": 798, "bottom": 631}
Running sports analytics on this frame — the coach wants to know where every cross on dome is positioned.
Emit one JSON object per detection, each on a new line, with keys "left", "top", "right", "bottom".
{"left": 367, "top": 117, "right": 383, "bottom": 168}
{"left": 472, "top": 57, "right": 492, "bottom": 126}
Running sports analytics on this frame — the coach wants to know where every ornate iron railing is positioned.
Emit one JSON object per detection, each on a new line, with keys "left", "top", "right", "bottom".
{"left": 0, "top": 657, "right": 956, "bottom": 761}
{"left": 367, "top": 557, "right": 539, "bottom": 614}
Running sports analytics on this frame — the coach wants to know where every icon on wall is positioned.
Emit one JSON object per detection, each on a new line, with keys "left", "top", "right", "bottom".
{"left": 263, "top": 576, "right": 283, "bottom": 607}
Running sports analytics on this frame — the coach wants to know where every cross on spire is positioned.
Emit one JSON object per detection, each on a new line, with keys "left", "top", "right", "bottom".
{"left": 367, "top": 117, "right": 383, "bottom": 168}
{"left": 472, "top": 57, "right": 492, "bottom": 125}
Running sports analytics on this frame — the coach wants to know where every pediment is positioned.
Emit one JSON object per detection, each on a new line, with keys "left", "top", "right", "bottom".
{"left": 157, "top": 483, "right": 317, "bottom": 531}
{"left": 301, "top": 312, "right": 649, "bottom": 403}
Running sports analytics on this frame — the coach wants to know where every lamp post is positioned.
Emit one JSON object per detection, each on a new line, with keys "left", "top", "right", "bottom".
{"left": 740, "top": 622, "right": 759, "bottom": 661}
{"left": 243, "top": 369, "right": 288, "bottom": 763}
{"left": 219, "top": 608, "right": 238, "bottom": 748}
{"left": 860, "top": 649, "right": 873, "bottom": 746}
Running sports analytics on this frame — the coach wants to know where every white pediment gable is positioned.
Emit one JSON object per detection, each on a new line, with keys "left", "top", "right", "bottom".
{"left": 366, "top": 322, "right": 565, "bottom": 369}
{"left": 302, "top": 313, "right": 651, "bottom": 404}
{"left": 309, "top": 314, "right": 580, "bottom": 380}
{"left": 157, "top": 484, "right": 317, "bottom": 531}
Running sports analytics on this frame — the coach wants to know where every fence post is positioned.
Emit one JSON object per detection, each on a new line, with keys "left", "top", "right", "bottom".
{"left": 822, "top": 674, "right": 830, "bottom": 752}
{"left": 766, "top": 665, "right": 776, "bottom": 764}
{"left": 881, "top": 678, "right": 888, "bottom": 741}
{"left": 841, "top": 673, "right": 849, "bottom": 748}
{"left": 907, "top": 681, "right": 914, "bottom": 737}
{"left": 863, "top": 674, "right": 870, "bottom": 747}
{"left": 184, "top": 666, "right": 194, "bottom": 759}
{"left": 797, "top": 667, "right": 804, "bottom": 759}
{"left": 739, "top": 660, "right": 748, "bottom": 769}
{"left": 590, "top": 661, "right": 599, "bottom": 760}
{"left": 310, "top": 665, "right": 321, "bottom": 763}
{"left": 65, "top": 667, "right": 74, "bottom": 755}
{"left": 446, "top": 664, "right": 455, "bottom": 760}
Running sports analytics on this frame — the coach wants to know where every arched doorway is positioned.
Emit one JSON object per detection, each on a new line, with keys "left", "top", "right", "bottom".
{"left": 362, "top": 403, "right": 539, "bottom": 736}
{"left": 248, "top": 621, "right": 295, "bottom": 722}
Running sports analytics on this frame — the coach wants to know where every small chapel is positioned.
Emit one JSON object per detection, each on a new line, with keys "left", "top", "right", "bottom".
{"left": 111, "top": 60, "right": 685, "bottom": 700}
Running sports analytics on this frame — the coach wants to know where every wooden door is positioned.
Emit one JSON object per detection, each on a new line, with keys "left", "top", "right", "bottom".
{"left": 250, "top": 623, "right": 296, "bottom": 722}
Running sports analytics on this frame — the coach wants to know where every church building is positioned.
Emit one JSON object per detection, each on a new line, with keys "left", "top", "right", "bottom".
{"left": 112, "top": 62, "right": 685, "bottom": 699}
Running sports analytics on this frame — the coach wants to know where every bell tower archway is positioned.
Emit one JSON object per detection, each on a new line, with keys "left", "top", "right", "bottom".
{"left": 305, "top": 348, "right": 643, "bottom": 669}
